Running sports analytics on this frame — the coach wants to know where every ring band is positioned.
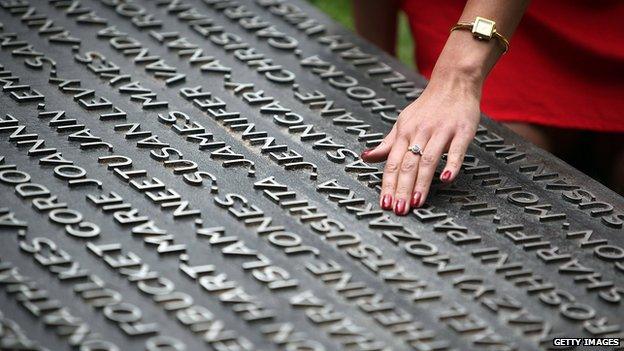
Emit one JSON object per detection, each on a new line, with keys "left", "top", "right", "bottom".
{"left": 408, "top": 144, "right": 423, "bottom": 155}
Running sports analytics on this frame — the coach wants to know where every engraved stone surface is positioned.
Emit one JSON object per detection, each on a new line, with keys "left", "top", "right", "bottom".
{"left": 0, "top": 1, "right": 623, "bottom": 350}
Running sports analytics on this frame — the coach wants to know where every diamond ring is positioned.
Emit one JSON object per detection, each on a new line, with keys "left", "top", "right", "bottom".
{"left": 408, "top": 144, "right": 423, "bottom": 155}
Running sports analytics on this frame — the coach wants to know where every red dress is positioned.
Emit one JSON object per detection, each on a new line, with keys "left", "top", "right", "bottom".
{"left": 401, "top": 0, "right": 624, "bottom": 132}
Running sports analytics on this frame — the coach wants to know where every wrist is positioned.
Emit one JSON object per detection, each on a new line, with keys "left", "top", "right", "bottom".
{"left": 429, "top": 29, "right": 502, "bottom": 91}
{"left": 426, "top": 64, "right": 484, "bottom": 102}
{"left": 429, "top": 64, "right": 484, "bottom": 92}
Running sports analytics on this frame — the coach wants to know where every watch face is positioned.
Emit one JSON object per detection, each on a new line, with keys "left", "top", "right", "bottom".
{"left": 473, "top": 16, "right": 495, "bottom": 40}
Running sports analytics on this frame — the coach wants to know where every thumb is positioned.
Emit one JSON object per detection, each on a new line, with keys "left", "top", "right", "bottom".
{"left": 361, "top": 126, "right": 397, "bottom": 163}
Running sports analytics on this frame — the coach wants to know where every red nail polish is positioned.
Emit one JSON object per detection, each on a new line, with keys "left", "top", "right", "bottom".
{"left": 361, "top": 149, "right": 373, "bottom": 158}
{"left": 411, "top": 192, "right": 421, "bottom": 208}
{"left": 416, "top": 195, "right": 425, "bottom": 208}
{"left": 381, "top": 194, "right": 393, "bottom": 210}
{"left": 441, "top": 170, "right": 452, "bottom": 182}
{"left": 394, "top": 199, "right": 406, "bottom": 215}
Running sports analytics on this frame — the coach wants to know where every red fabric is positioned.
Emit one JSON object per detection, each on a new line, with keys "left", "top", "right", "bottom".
{"left": 401, "top": 0, "right": 624, "bottom": 132}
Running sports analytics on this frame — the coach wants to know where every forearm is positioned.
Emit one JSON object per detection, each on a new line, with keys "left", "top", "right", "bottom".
{"left": 352, "top": 0, "right": 401, "bottom": 55}
{"left": 430, "top": 0, "right": 530, "bottom": 88}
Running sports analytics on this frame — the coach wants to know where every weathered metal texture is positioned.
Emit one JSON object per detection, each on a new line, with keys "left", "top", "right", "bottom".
{"left": 0, "top": 1, "right": 622, "bottom": 350}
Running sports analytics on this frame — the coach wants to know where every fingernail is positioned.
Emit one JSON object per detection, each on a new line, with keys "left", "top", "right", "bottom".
{"left": 417, "top": 195, "right": 425, "bottom": 208}
{"left": 394, "top": 199, "right": 406, "bottom": 215}
{"left": 441, "top": 170, "right": 452, "bottom": 182}
{"left": 381, "top": 194, "right": 393, "bottom": 210}
{"left": 411, "top": 192, "right": 421, "bottom": 208}
{"left": 361, "top": 148, "right": 374, "bottom": 158}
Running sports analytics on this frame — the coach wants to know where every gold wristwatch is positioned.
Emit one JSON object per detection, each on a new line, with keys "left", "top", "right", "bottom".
{"left": 450, "top": 16, "right": 510, "bottom": 53}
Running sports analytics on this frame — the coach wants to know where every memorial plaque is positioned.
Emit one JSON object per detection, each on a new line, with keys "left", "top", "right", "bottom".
{"left": 0, "top": 0, "right": 623, "bottom": 350}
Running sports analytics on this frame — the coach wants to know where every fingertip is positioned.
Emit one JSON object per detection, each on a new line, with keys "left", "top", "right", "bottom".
{"left": 394, "top": 199, "right": 407, "bottom": 216}
{"left": 361, "top": 149, "right": 389, "bottom": 163}
{"left": 380, "top": 194, "right": 393, "bottom": 210}
{"left": 416, "top": 192, "right": 427, "bottom": 208}
{"left": 360, "top": 148, "right": 374, "bottom": 159}
{"left": 410, "top": 191, "right": 421, "bottom": 208}
{"left": 440, "top": 169, "right": 453, "bottom": 183}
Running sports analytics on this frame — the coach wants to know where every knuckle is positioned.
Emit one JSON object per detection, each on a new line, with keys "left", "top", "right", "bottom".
{"left": 415, "top": 181, "right": 430, "bottom": 193}
{"left": 448, "top": 151, "right": 465, "bottom": 163}
{"left": 458, "top": 122, "right": 476, "bottom": 134}
{"left": 419, "top": 124, "right": 433, "bottom": 135}
{"left": 400, "top": 160, "right": 417, "bottom": 173}
{"left": 446, "top": 159, "right": 462, "bottom": 169}
{"left": 397, "top": 106, "right": 415, "bottom": 121}
{"left": 420, "top": 153, "right": 437, "bottom": 166}
{"left": 396, "top": 129, "right": 411, "bottom": 140}
{"left": 395, "top": 185, "right": 411, "bottom": 196}
{"left": 455, "top": 121, "right": 469, "bottom": 129}
{"left": 385, "top": 161, "right": 400, "bottom": 173}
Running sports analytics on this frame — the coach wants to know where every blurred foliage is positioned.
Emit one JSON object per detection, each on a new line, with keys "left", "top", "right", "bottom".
{"left": 308, "top": 0, "right": 415, "bottom": 68}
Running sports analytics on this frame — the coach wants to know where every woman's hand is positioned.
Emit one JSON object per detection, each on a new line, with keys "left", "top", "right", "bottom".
{"left": 361, "top": 70, "right": 482, "bottom": 215}
{"left": 357, "top": 0, "right": 529, "bottom": 216}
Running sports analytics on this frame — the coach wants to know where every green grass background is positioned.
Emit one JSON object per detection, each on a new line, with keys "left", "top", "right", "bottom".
{"left": 308, "top": 0, "right": 415, "bottom": 68}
